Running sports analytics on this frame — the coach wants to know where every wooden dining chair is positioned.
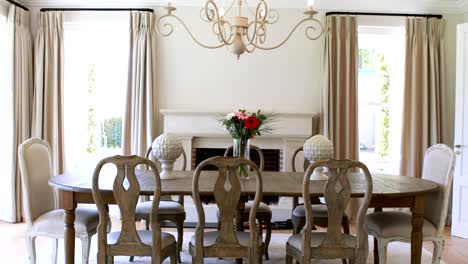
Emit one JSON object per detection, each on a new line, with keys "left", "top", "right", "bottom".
{"left": 365, "top": 144, "right": 456, "bottom": 264}
{"left": 18, "top": 138, "right": 100, "bottom": 264}
{"left": 92, "top": 155, "right": 177, "bottom": 263}
{"left": 134, "top": 146, "right": 186, "bottom": 262}
{"left": 290, "top": 147, "right": 350, "bottom": 237}
{"left": 223, "top": 145, "right": 272, "bottom": 260}
{"left": 190, "top": 156, "right": 264, "bottom": 264}
{"left": 286, "top": 160, "right": 373, "bottom": 264}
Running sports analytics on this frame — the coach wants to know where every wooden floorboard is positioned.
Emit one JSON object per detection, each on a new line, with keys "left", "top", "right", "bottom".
{"left": 1, "top": 219, "right": 467, "bottom": 263}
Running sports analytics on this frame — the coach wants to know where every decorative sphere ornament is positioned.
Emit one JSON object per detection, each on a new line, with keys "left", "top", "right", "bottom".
{"left": 303, "top": 135, "right": 334, "bottom": 180}
{"left": 152, "top": 134, "right": 183, "bottom": 180}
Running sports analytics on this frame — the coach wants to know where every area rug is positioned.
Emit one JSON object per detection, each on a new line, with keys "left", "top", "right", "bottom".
{"left": 14, "top": 232, "right": 440, "bottom": 264}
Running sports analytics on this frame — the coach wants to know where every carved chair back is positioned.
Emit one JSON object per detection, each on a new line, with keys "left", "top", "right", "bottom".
{"left": 92, "top": 155, "right": 162, "bottom": 261}
{"left": 302, "top": 160, "right": 372, "bottom": 258}
{"left": 192, "top": 157, "right": 263, "bottom": 258}
{"left": 421, "top": 144, "right": 456, "bottom": 234}
{"left": 291, "top": 146, "right": 311, "bottom": 172}
{"left": 224, "top": 145, "right": 265, "bottom": 171}
{"left": 18, "top": 138, "right": 56, "bottom": 230}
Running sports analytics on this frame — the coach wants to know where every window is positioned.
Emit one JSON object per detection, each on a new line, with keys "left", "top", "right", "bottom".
{"left": 63, "top": 12, "right": 129, "bottom": 173}
{"left": 358, "top": 25, "right": 405, "bottom": 174}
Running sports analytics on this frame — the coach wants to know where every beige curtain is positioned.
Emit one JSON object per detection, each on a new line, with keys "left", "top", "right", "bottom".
{"left": 0, "top": 5, "right": 33, "bottom": 223}
{"left": 322, "top": 15, "right": 359, "bottom": 221}
{"left": 323, "top": 15, "right": 359, "bottom": 161}
{"left": 400, "top": 18, "right": 445, "bottom": 178}
{"left": 32, "top": 11, "right": 65, "bottom": 175}
{"left": 123, "top": 11, "right": 157, "bottom": 157}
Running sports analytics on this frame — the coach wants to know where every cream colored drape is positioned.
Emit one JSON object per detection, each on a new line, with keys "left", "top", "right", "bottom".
{"left": 322, "top": 15, "right": 359, "bottom": 221}
{"left": 32, "top": 12, "right": 65, "bottom": 175}
{"left": 400, "top": 18, "right": 445, "bottom": 178}
{"left": 0, "top": 5, "right": 33, "bottom": 223}
{"left": 123, "top": 11, "right": 157, "bottom": 157}
{"left": 323, "top": 15, "right": 359, "bottom": 161}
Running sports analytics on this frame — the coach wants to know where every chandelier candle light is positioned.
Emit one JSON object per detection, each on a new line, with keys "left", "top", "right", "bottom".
{"left": 158, "top": 0, "right": 323, "bottom": 59}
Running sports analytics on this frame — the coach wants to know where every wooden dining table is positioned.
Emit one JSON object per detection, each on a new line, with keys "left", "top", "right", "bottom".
{"left": 49, "top": 169, "right": 438, "bottom": 264}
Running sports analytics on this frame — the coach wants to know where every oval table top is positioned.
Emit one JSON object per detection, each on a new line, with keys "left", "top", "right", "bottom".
{"left": 49, "top": 169, "right": 439, "bottom": 198}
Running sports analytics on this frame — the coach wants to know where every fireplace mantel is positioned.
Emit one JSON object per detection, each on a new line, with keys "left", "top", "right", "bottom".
{"left": 161, "top": 109, "right": 319, "bottom": 171}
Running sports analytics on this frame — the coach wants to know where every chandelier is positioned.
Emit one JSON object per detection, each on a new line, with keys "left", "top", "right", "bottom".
{"left": 157, "top": 0, "right": 323, "bottom": 59}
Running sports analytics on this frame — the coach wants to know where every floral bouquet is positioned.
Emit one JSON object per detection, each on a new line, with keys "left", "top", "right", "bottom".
{"left": 220, "top": 109, "right": 274, "bottom": 177}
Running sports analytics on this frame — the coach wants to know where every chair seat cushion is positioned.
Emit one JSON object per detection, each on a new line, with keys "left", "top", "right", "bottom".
{"left": 190, "top": 231, "right": 263, "bottom": 247}
{"left": 33, "top": 207, "right": 99, "bottom": 235}
{"left": 287, "top": 232, "right": 357, "bottom": 251}
{"left": 365, "top": 211, "right": 437, "bottom": 239}
{"left": 135, "top": 201, "right": 185, "bottom": 219}
{"left": 244, "top": 202, "right": 272, "bottom": 213}
{"left": 293, "top": 204, "right": 341, "bottom": 218}
{"left": 108, "top": 230, "right": 175, "bottom": 249}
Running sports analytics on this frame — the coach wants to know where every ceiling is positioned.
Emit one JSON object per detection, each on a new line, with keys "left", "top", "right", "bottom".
{"left": 18, "top": 0, "right": 468, "bottom": 14}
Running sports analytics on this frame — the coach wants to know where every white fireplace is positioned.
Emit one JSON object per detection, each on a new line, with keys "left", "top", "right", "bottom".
{"left": 161, "top": 109, "right": 319, "bottom": 172}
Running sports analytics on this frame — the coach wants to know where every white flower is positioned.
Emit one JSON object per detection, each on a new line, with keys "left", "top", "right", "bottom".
{"left": 226, "top": 113, "right": 235, "bottom": 120}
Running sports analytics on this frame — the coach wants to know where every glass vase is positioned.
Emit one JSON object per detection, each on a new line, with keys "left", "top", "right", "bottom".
{"left": 233, "top": 138, "right": 250, "bottom": 179}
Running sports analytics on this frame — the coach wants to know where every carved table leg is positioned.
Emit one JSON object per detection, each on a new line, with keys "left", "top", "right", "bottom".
{"left": 60, "top": 190, "right": 77, "bottom": 264}
{"left": 64, "top": 206, "right": 77, "bottom": 264}
{"left": 236, "top": 199, "right": 246, "bottom": 264}
{"left": 373, "top": 207, "right": 383, "bottom": 264}
{"left": 411, "top": 196, "right": 425, "bottom": 264}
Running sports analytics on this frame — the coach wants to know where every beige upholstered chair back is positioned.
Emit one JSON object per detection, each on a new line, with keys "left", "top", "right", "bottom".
{"left": 422, "top": 144, "right": 456, "bottom": 233}
{"left": 291, "top": 146, "right": 311, "bottom": 172}
{"left": 192, "top": 157, "right": 263, "bottom": 256}
{"left": 92, "top": 155, "right": 162, "bottom": 260}
{"left": 224, "top": 145, "right": 265, "bottom": 171}
{"left": 145, "top": 146, "right": 187, "bottom": 171}
{"left": 18, "top": 138, "right": 56, "bottom": 228}
{"left": 302, "top": 160, "right": 372, "bottom": 258}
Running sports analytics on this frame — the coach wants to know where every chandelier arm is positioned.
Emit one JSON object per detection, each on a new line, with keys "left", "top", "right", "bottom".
{"left": 212, "top": 20, "right": 235, "bottom": 43}
{"left": 251, "top": 17, "right": 324, "bottom": 50}
{"left": 205, "top": 0, "right": 236, "bottom": 45}
{"left": 265, "top": 9, "right": 279, "bottom": 24}
{"left": 156, "top": 14, "right": 227, "bottom": 49}
{"left": 245, "top": 0, "right": 269, "bottom": 46}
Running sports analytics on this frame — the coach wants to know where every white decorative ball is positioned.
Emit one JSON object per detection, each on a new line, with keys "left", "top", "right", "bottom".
{"left": 303, "top": 135, "right": 334, "bottom": 161}
{"left": 152, "top": 134, "right": 183, "bottom": 162}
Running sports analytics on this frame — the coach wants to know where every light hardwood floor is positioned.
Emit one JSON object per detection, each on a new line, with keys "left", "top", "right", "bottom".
{"left": 1, "top": 219, "right": 467, "bottom": 263}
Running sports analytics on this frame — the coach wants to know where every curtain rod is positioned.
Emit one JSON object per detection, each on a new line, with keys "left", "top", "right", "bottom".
{"left": 40, "top": 8, "right": 154, "bottom": 13}
{"left": 326, "top": 11, "right": 442, "bottom": 19}
{"left": 6, "top": 0, "right": 29, "bottom": 11}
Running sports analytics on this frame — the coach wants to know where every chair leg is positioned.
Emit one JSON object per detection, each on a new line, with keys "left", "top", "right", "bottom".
{"left": 51, "top": 238, "right": 58, "bottom": 264}
{"left": 129, "top": 256, "right": 135, "bottom": 262}
{"left": 26, "top": 236, "right": 37, "bottom": 264}
{"left": 432, "top": 239, "right": 445, "bottom": 264}
{"left": 176, "top": 218, "right": 184, "bottom": 263}
{"left": 377, "top": 239, "right": 388, "bottom": 264}
{"left": 81, "top": 235, "right": 92, "bottom": 264}
{"left": 373, "top": 237, "right": 379, "bottom": 264}
{"left": 286, "top": 253, "right": 293, "bottom": 264}
{"left": 145, "top": 219, "right": 150, "bottom": 230}
{"left": 264, "top": 217, "right": 272, "bottom": 260}
{"left": 107, "top": 256, "right": 114, "bottom": 264}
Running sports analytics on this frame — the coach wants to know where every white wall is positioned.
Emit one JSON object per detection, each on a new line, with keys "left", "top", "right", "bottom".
{"left": 26, "top": 6, "right": 461, "bottom": 143}
{"left": 155, "top": 7, "right": 325, "bottom": 134}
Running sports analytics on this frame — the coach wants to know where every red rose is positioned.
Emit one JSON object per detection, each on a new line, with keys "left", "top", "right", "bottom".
{"left": 245, "top": 116, "right": 259, "bottom": 129}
